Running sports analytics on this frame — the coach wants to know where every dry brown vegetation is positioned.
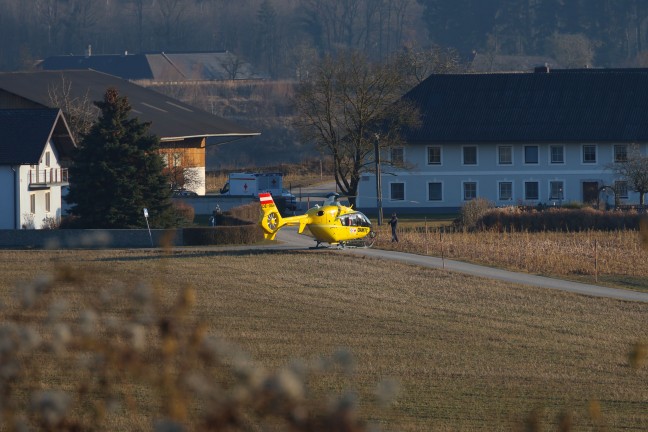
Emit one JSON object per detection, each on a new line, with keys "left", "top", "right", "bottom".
{"left": 0, "top": 248, "right": 646, "bottom": 431}
{"left": 206, "top": 160, "right": 335, "bottom": 194}
{"left": 374, "top": 224, "right": 648, "bottom": 291}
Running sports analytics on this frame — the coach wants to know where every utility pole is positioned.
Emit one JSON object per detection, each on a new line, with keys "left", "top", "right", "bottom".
{"left": 374, "top": 135, "right": 383, "bottom": 226}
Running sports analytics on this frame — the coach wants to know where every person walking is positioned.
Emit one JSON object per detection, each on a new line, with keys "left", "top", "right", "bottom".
{"left": 388, "top": 213, "right": 399, "bottom": 242}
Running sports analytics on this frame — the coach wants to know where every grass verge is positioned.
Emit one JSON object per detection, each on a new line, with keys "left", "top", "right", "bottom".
{"left": 0, "top": 248, "right": 645, "bottom": 430}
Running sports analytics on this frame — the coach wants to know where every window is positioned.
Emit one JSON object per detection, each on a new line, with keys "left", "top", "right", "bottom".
{"left": 498, "top": 182, "right": 513, "bottom": 201}
{"left": 390, "top": 183, "right": 404, "bottom": 201}
{"left": 45, "top": 151, "right": 51, "bottom": 167}
{"left": 427, "top": 146, "right": 441, "bottom": 165}
{"left": 615, "top": 180, "right": 628, "bottom": 199}
{"left": 463, "top": 146, "right": 477, "bottom": 165}
{"left": 550, "top": 145, "right": 564, "bottom": 164}
{"left": 428, "top": 182, "right": 442, "bottom": 201}
{"left": 614, "top": 145, "right": 628, "bottom": 163}
{"left": 30, "top": 194, "right": 36, "bottom": 214}
{"left": 582, "top": 145, "right": 597, "bottom": 163}
{"left": 498, "top": 146, "right": 512, "bottom": 165}
{"left": 549, "top": 181, "right": 564, "bottom": 200}
{"left": 525, "top": 181, "right": 539, "bottom": 200}
{"left": 391, "top": 147, "right": 404, "bottom": 166}
{"left": 524, "top": 146, "right": 539, "bottom": 164}
{"left": 463, "top": 182, "right": 477, "bottom": 200}
{"left": 45, "top": 192, "right": 51, "bottom": 213}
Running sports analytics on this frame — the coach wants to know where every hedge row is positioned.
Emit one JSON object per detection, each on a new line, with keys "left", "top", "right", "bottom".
{"left": 183, "top": 202, "right": 264, "bottom": 245}
{"left": 183, "top": 225, "right": 264, "bottom": 245}
{"left": 477, "top": 207, "right": 643, "bottom": 232}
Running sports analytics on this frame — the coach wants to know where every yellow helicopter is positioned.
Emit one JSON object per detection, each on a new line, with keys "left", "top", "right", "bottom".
{"left": 258, "top": 192, "right": 376, "bottom": 248}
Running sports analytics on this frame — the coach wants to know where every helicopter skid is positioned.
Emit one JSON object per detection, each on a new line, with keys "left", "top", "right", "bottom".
{"left": 309, "top": 237, "right": 375, "bottom": 250}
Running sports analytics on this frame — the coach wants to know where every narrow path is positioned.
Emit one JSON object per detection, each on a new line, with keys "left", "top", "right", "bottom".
{"left": 274, "top": 227, "right": 648, "bottom": 303}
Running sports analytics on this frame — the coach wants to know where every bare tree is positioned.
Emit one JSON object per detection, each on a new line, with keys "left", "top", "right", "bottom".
{"left": 546, "top": 32, "right": 596, "bottom": 68}
{"left": 610, "top": 145, "right": 648, "bottom": 205}
{"left": 164, "top": 150, "right": 202, "bottom": 192}
{"left": 293, "top": 50, "right": 419, "bottom": 203}
{"left": 221, "top": 51, "right": 246, "bottom": 80}
{"left": 47, "top": 76, "right": 97, "bottom": 142}
{"left": 396, "top": 44, "right": 463, "bottom": 87}
{"left": 156, "top": 0, "right": 189, "bottom": 49}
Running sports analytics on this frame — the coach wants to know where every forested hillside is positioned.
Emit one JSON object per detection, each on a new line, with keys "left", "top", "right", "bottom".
{"left": 3, "top": 0, "right": 648, "bottom": 75}
{"left": 3, "top": 0, "right": 648, "bottom": 167}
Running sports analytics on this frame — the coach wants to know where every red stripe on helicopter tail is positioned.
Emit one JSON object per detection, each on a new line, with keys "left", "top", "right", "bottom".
{"left": 259, "top": 193, "right": 274, "bottom": 205}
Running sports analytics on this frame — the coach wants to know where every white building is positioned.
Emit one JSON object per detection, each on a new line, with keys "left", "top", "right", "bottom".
{"left": 357, "top": 67, "right": 648, "bottom": 214}
{"left": 0, "top": 109, "right": 75, "bottom": 229}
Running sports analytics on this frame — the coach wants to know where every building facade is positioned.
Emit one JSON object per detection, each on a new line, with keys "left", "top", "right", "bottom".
{"left": 357, "top": 68, "right": 648, "bottom": 214}
{"left": 0, "top": 109, "right": 74, "bottom": 229}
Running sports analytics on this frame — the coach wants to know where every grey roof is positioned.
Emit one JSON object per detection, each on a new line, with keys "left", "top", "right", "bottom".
{"left": 402, "top": 68, "right": 648, "bottom": 144}
{"left": 0, "top": 109, "right": 75, "bottom": 165}
{"left": 40, "top": 51, "right": 258, "bottom": 81}
{"left": 41, "top": 54, "right": 153, "bottom": 80}
{"left": 0, "top": 70, "right": 260, "bottom": 142}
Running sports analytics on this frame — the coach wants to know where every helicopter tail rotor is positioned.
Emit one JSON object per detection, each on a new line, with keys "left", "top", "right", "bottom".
{"left": 259, "top": 193, "right": 284, "bottom": 240}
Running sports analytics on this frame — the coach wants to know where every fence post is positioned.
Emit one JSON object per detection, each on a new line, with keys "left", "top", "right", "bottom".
{"left": 425, "top": 217, "right": 428, "bottom": 255}
{"left": 594, "top": 239, "right": 598, "bottom": 283}
{"left": 440, "top": 229, "right": 445, "bottom": 269}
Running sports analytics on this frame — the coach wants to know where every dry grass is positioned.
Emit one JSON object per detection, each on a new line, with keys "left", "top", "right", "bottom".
{"left": 375, "top": 226, "right": 648, "bottom": 291}
{"left": 0, "top": 248, "right": 646, "bottom": 430}
{"left": 205, "top": 161, "right": 334, "bottom": 193}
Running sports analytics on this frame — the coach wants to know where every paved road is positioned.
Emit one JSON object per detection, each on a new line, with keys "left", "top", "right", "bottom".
{"left": 273, "top": 226, "right": 648, "bottom": 303}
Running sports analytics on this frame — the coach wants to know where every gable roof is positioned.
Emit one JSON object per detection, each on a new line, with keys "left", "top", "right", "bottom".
{"left": 0, "top": 109, "right": 75, "bottom": 165}
{"left": 402, "top": 68, "right": 648, "bottom": 144}
{"left": 0, "top": 70, "right": 260, "bottom": 142}
{"left": 39, "top": 51, "right": 259, "bottom": 82}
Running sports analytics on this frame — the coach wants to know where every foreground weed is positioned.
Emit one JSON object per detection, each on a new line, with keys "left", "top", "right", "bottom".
{"left": 0, "top": 259, "right": 378, "bottom": 431}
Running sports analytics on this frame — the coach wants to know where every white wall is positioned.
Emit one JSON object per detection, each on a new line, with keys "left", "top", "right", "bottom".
{"left": 356, "top": 142, "right": 647, "bottom": 212}
{"left": 16, "top": 140, "right": 65, "bottom": 229}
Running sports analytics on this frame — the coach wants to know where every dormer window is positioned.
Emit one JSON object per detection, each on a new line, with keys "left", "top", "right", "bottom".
{"left": 45, "top": 151, "right": 51, "bottom": 167}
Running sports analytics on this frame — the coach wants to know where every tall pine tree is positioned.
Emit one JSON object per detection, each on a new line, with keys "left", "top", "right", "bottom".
{"left": 66, "top": 87, "right": 175, "bottom": 228}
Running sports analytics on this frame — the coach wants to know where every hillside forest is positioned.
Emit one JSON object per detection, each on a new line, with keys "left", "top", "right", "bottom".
{"left": 3, "top": 0, "right": 648, "bottom": 167}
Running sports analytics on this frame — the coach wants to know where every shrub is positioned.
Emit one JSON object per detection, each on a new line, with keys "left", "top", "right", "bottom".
{"left": 183, "top": 224, "right": 264, "bottom": 245}
{"left": 226, "top": 202, "right": 261, "bottom": 223}
{"left": 41, "top": 216, "right": 61, "bottom": 230}
{"left": 459, "top": 197, "right": 494, "bottom": 231}
{"left": 173, "top": 200, "right": 195, "bottom": 226}
{"left": 477, "top": 207, "right": 642, "bottom": 232}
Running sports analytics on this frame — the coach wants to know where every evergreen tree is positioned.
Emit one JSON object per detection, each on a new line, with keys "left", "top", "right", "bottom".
{"left": 66, "top": 87, "right": 175, "bottom": 228}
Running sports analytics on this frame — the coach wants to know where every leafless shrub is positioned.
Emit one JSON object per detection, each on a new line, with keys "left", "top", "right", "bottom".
{"left": 41, "top": 216, "right": 61, "bottom": 230}
{"left": 22, "top": 213, "right": 35, "bottom": 229}
{"left": 459, "top": 197, "right": 493, "bottom": 230}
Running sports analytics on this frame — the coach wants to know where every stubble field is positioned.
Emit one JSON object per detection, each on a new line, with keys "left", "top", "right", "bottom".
{"left": 0, "top": 248, "right": 646, "bottom": 431}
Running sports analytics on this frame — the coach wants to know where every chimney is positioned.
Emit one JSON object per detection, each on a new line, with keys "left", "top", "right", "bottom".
{"left": 534, "top": 63, "right": 550, "bottom": 73}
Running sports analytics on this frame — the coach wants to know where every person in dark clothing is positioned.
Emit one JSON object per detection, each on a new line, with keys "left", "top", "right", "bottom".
{"left": 388, "top": 213, "right": 399, "bottom": 242}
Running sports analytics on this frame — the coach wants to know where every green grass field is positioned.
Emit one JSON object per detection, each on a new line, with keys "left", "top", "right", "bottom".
{"left": 0, "top": 248, "right": 646, "bottom": 430}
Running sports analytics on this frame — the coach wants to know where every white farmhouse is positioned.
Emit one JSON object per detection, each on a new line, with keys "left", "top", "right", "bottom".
{"left": 357, "top": 67, "right": 648, "bottom": 215}
{"left": 0, "top": 109, "right": 75, "bottom": 229}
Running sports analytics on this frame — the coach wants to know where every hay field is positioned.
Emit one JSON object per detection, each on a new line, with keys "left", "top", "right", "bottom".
{"left": 374, "top": 226, "right": 648, "bottom": 291}
{"left": 0, "top": 248, "right": 646, "bottom": 431}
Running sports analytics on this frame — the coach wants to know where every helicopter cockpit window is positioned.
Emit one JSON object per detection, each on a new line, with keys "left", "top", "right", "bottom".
{"left": 339, "top": 215, "right": 351, "bottom": 226}
{"left": 355, "top": 213, "right": 371, "bottom": 227}
{"left": 339, "top": 213, "right": 371, "bottom": 227}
